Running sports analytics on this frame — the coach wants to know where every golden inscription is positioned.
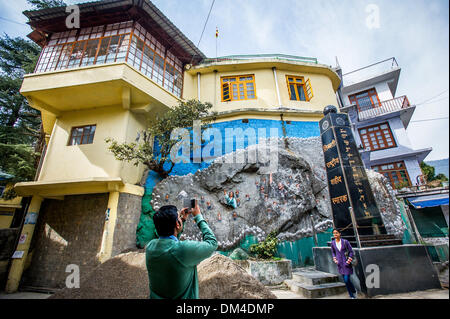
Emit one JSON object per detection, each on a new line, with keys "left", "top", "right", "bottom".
{"left": 332, "top": 195, "right": 348, "bottom": 204}
{"left": 331, "top": 176, "right": 343, "bottom": 185}
{"left": 326, "top": 157, "right": 340, "bottom": 168}
{"left": 323, "top": 139, "right": 337, "bottom": 152}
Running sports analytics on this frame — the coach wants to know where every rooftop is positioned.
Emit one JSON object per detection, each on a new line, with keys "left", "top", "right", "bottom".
{"left": 23, "top": 0, "right": 206, "bottom": 64}
{"left": 341, "top": 57, "right": 401, "bottom": 96}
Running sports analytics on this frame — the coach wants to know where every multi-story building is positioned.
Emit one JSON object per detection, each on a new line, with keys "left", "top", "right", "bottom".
{"left": 336, "top": 57, "right": 432, "bottom": 189}
{"left": 336, "top": 58, "right": 448, "bottom": 260}
{"left": 5, "top": 0, "right": 341, "bottom": 291}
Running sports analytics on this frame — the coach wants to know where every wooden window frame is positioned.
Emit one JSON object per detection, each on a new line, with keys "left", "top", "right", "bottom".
{"left": 220, "top": 74, "right": 257, "bottom": 102}
{"left": 286, "top": 75, "right": 313, "bottom": 102}
{"left": 372, "top": 161, "right": 411, "bottom": 188}
{"left": 34, "top": 21, "right": 184, "bottom": 98}
{"left": 68, "top": 124, "right": 96, "bottom": 146}
{"left": 349, "top": 88, "right": 381, "bottom": 112}
{"left": 359, "top": 122, "right": 396, "bottom": 151}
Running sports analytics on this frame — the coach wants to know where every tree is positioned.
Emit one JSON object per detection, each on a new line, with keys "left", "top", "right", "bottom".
{"left": 0, "top": 35, "right": 42, "bottom": 145}
{"left": 420, "top": 161, "right": 448, "bottom": 188}
{"left": 420, "top": 161, "right": 435, "bottom": 182}
{"left": 435, "top": 173, "right": 448, "bottom": 182}
{"left": 27, "top": 0, "right": 66, "bottom": 10}
{"left": 106, "top": 99, "right": 215, "bottom": 179}
{"left": 0, "top": 144, "right": 38, "bottom": 199}
{"left": 0, "top": 35, "right": 42, "bottom": 199}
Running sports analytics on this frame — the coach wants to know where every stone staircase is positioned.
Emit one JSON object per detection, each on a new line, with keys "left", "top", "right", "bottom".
{"left": 284, "top": 267, "right": 347, "bottom": 298}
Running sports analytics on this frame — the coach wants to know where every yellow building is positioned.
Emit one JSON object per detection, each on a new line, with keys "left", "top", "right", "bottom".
{"left": 6, "top": 0, "right": 340, "bottom": 292}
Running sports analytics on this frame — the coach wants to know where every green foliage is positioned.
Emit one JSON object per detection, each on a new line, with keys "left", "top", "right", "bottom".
{"left": 435, "top": 173, "right": 448, "bottom": 182}
{"left": 27, "top": 0, "right": 66, "bottom": 10}
{"left": 0, "top": 35, "right": 42, "bottom": 199}
{"left": 0, "top": 35, "right": 41, "bottom": 76}
{"left": 394, "top": 180, "right": 410, "bottom": 190}
{"left": 0, "top": 144, "right": 38, "bottom": 199}
{"left": 249, "top": 231, "right": 279, "bottom": 259}
{"left": 106, "top": 99, "right": 215, "bottom": 178}
{"left": 420, "top": 162, "right": 448, "bottom": 187}
{"left": 420, "top": 161, "right": 435, "bottom": 182}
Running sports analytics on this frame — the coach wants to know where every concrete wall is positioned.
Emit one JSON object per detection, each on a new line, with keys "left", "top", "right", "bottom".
{"left": 162, "top": 118, "right": 321, "bottom": 177}
{"left": 342, "top": 80, "right": 393, "bottom": 106}
{"left": 111, "top": 193, "right": 142, "bottom": 257}
{"left": 185, "top": 66, "right": 338, "bottom": 113}
{"left": 22, "top": 194, "right": 108, "bottom": 289}
{"left": 38, "top": 105, "right": 146, "bottom": 185}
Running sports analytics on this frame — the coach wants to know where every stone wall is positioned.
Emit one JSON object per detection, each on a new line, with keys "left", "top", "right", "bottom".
{"left": 22, "top": 194, "right": 108, "bottom": 289}
{"left": 111, "top": 193, "right": 142, "bottom": 257}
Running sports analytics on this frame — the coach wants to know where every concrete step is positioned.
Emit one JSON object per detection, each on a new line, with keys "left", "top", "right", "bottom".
{"left": 284, "top": 279, "right": 347, "bottom": 298}
{"left": 292, "top": 268, "right": 340, "bottom": 286}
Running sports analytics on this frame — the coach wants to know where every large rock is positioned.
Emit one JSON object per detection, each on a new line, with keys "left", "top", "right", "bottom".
{"left": 151, "top": 137, "right": 405, "bottom": 249}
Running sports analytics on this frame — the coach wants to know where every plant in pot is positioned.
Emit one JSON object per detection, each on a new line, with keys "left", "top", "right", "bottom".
{"left": 249, "top": 230, "right": 281, "bottom": 260}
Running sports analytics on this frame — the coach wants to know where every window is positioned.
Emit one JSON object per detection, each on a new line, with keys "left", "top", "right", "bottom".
{"left": 359, "top": 122, "right": 396, "bottom": 151}
{"left": 221, "top": 75, "right": 256, "bottom": 101}
{"left": 286, "top": 76, "right": 313, "bottom": 101}
{"left": 34, "top": 21, "right": 183, "bottom": 97}
{"left": 372, "top": 161, "right": 411, "bottom": 189}
{"left": 68, "top": 125, "right": 96, "bottom": 146}
{"left": 349, "top": 88, "right": 380, "bottom": 111}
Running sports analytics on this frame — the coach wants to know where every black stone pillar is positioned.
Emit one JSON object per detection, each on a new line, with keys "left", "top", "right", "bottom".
{"left": 319, "top": 105, "right": 386, "bottom": 245}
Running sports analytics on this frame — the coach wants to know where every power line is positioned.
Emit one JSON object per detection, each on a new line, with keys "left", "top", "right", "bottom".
{"left": 410, "top": 117, "right": 449, "bottom": 123}
{"left": 0, "top": 16, "right": 28, "bottom": 26}
{"left": 196, "top": 0, "right": 216, "bottom": 48}
{"left": 416, "top": 89, "right": 449, "bottom": 105}
{"left": 416, "top": 96, "right": 449, "bottom": 106}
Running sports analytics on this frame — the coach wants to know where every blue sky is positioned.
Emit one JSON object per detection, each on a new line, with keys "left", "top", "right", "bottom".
{"left": 0, "top": 0, "right": 448, "bottom": 160}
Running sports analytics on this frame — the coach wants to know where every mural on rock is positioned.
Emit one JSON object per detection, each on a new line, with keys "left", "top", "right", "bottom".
{"left": 149, "top": 137, "right": 406, "bottom": 251}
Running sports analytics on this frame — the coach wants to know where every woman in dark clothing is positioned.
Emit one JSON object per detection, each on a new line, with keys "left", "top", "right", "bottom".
{"left": 331, "top": 228, "right": 357, "bottom": 299}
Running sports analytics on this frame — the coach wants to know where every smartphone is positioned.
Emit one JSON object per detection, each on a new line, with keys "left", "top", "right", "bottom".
{"left": 183, "top": 198, "right": 196, "bottom": 209}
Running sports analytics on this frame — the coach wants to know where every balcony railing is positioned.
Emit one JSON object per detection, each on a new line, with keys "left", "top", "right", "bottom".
{"left": 201, "top": 54, "right": 318, "bottom": 65}
{"left": 342, "top": 57, "right": 399, "bottom": 87}
{"left": 347, "top": 95, "right": 411, "bottom": 121}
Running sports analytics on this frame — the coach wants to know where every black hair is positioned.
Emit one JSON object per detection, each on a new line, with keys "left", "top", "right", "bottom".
{"left": 153, "top": 205, "right": 179, "bottom": 237}
{"left": 332, "top": 228, "right": 341, "bottom": 233}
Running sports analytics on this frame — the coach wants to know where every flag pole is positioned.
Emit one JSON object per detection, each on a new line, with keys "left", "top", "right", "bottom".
{"left": 215, "top": 26, "right": 218, "bottom": 61}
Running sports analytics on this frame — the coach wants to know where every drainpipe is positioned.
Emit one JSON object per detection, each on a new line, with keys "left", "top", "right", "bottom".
{"left": 197, "top": 72, "right": 201, "bottom": 101}
{"left": 272, "top": 67, "right": 282, "bottom": 107}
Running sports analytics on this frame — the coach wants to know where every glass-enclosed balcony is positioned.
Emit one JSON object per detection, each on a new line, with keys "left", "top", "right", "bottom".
{"left": 34, "top": 21, "right": 184, "bottom": 97}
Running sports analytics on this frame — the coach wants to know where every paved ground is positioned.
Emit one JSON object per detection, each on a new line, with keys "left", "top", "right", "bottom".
{"left": 0, "top": 292, "right": 52, "bottom": 299}
{"left": 0, "top": 288, "right": 448, "bottom": 299}
{"left": 270, "top": 287, "right": 449, "bottom": 299}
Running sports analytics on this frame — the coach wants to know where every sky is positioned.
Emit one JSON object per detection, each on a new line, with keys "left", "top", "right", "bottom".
{"left": 0, "top": 0, "right": 449, "bottom": 160}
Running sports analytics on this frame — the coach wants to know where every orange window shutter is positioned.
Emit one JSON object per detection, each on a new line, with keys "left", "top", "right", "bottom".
{"left": 305, "top": 78, "right": 314, "bottom": 101}
{"left": 222, "top": 82, "right": 231, "bottom": 101}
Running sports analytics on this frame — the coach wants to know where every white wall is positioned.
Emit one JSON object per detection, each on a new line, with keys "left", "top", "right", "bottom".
{"left": 342, "top": 80, "right": 393, "bottom": 106}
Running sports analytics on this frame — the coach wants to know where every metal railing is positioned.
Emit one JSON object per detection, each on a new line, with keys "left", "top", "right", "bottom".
{"left": 342, "top": 57, "right": 399, "bottom": 86}
{"left": 348, "top": 95, "right": 411, "bottom": 121}
{"left": 201, "top": 54, "right": 318, "bottom": 65}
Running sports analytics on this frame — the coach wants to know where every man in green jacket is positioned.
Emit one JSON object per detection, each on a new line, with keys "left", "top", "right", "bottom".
{"left": 145, "top": 202, "right": 217, "bottom": 299}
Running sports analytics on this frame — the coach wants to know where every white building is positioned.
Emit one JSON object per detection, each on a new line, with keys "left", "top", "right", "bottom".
{"left": 336, "top": 57, "right": 431, "bottom": 189}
